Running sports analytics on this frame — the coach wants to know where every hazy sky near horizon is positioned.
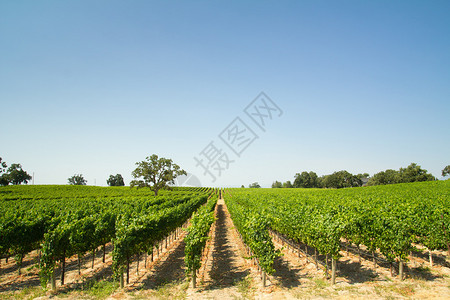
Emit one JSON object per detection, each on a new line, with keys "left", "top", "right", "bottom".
{"left": 1, "top": 0, "right": 449, "bottom": 188}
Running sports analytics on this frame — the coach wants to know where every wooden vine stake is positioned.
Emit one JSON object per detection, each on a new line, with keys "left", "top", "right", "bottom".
{"left": 410, "top": 251, "right": 415, "bottom": 268}
{"left": 192, "top": 270, "right": 197, "bottom": 288}
{"left": 429, "top": 250, "right": 433, "bottom": 267}
{"left": 77, "top": 254, "right": 81, "bottom": 275}
{"left": 51, "top": 269, "right": 56, "bottom": 291}
{"left": 399, "top": 259, "right": 404, "bottom": 281}
{"left": 331, "top": 257, "right": 337, "bottom": 285}
{"left": 61, "top": 252, "right": 66, "bottom": 285}
{"left": 136, "top": 253, "right": 139, "bottom": 275}
{"left": 372, "top": 250, "right": 376, "bottom": 268}
{"left": 314, "top": 249, "right": 318, "bottom": 270}
{"left": 119, "top": 267, "right": 124, "bottom": 288}
{"left": 262, "top": 271, "right": 267, "bottom": 287}
{"left": 126, "top": 257, "right": 130, "bottom": 284}
{"left": 325, "top": 254, "right": 329, "bottom": 277}
{"left": 92, "top": 248, "right": 95, "bottom": 269}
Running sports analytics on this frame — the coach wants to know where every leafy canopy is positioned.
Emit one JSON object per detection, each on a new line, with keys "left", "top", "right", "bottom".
{"left": 68, "top": 174, "right": 87, "bottom": 185}
{"left": 0, "top": 157, "right": 8, "bottom": 186}
{"left": 0, "top": 157, "right": 6, "bottom": 174}
{"left": 271, "top": 181, "right": 282, "bottom": 188}
{"left": 399, "top": 163, "right": 435, "bottom": 182}
{"left": 107, "top": 174, "right": 125, "bottom": 186}
{"left": 442, "top": 165, "right": 450, "bottom": 178}
{"left": 368, "top": 163, "right": 435, "bottom": 186}
{"left": 130, "top": 154, "right": 186, "bottom": 196}
{"left": 294, "top": 171, "right": 320, "bottom": 188}
{"left": 0, "top": 160, "right": 32, "bottom": 186}
{"left": 7, "top": 164, "right": 32, "bottom": 185}
{"left": 320, "top": 170, "right": 362, "bottom": 189}
{"left": 282, "top": 180, "right": 293, "bottom": 188}
{"left": 249, "top": 182, "right": 261, "bottom": 188}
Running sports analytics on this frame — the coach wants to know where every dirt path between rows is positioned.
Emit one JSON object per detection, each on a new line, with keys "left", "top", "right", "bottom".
{"left": 186, "top": 198, "right": 256, "bottom": 299}
{"left": 205, "top": 198, "right": 250, "bottom": 287}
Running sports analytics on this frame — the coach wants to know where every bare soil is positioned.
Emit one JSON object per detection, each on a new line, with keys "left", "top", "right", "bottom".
{"left": 1, "top": 198, "right": 449, "bottom": 299}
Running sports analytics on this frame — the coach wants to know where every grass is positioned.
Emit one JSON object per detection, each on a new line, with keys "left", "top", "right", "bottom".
{"left": 85, "top": 280, "right": 119, "bottom": 299}
{"left": 416, "top": 266, "right": 431, "bottom": 272}
{"left": 374, "top": 282, "right": 416, "bottom": 298}
{"left": 334, "top": 285, "right": 359, "bottom": 293}
{"left": 39, "top": 279, "right": 119, "bottom": 300}
{"left": 25, "top": 265, "right": 38, "bottom": 272}
{"left": 114, "top": 280, "right": 188, "bottom": 300}
{"left": 0, "top": 286, "right": 45, "bottom": 300}
{"left": 394, "top": 284, "right": 415, "bottom": 297}
{"left": 409, "top": 265, "right": 439, "bottom": 282}
{"left": 152, "top": 280, "right": 188, "bottom": 300}
{"left": 313, "top": 277, "right": 328, "bottom": 289}
{"left": 235, "top": 275, "right": 254, "bottom": 299}
{"left": 292, "top": 277, "right": 331, "bottom": 298}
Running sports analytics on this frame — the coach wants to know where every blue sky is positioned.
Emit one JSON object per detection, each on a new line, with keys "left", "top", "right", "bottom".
{"left": 1, "top": 0, "right": 449, "bottom": 187}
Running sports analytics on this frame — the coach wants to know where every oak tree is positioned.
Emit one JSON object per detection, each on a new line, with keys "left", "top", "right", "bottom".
{"left": 271, "top": 181, "right": 282, "bottom": 188}
{"left": 249, "top": 182, "right": 261, "bottom": 188}
{"left": 5, "top": 163, "right": 32, "bottom": 185}
{"left": 107, "top": 174, "right": 125, "bottom": 186}
{"left": 442, "top": 165, "right": 450, "bottom": 178}
{"left": 130, "top": 154, "right": 186, "bottom": 196}
{"left": 68, "top": 174, "right": 87, "bottom": 185}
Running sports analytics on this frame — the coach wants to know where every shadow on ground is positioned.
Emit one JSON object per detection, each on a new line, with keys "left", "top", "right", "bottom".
{"left": 338, "top": 261, "right": 379, "bottom": 284}
{"left": 271, "top": 255, "right": 304, "bottom": 288}
{"left": 205, "top": 203, "right": 250, "bottom": 289}
{"left": 139, "top": 240, "right": 187, "bottom": 290}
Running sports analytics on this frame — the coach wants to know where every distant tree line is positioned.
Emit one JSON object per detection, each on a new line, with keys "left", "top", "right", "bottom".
{"left": 248, "top": 182, "right": 261, "bottom": 188}
{"left": 272, "top": 163, "right": 443, "bottom": 189}
{"left": 66, "top": 173, "right": 125, "bottom": 186}
{"left": 271, "top": 180, "right": 293, "bottom": 188}
{"left": 366, "top": 163, "right": 436, "bottom": 186}
{"left": 272, "top": 171, "right": 368, "bottom": 189}
{"left": 66, "top": 154, "right": 186, "bottom": 192}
